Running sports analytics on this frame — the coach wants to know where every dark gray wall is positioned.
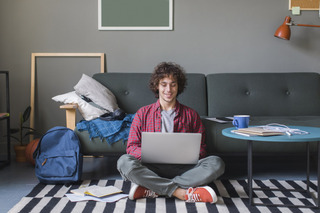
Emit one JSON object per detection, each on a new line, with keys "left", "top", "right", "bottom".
{"left": 1, "top": 0, "right": 320, "bottom": 148}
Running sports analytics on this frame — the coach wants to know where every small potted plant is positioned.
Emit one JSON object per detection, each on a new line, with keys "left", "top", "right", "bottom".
{"left": 10, "top": 106, "right": 42, "bottom": 162}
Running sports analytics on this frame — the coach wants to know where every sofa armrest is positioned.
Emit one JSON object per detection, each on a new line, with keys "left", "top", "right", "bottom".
{"left": 60, "top": 104, "right": 78, "bottom": 130}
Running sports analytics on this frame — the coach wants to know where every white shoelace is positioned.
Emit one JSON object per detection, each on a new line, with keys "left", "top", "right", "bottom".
{"left": 186, "top": 187, "right": 200, "bottom": 202}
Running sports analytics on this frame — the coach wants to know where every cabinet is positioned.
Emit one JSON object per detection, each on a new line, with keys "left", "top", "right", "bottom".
{"left": 0, "top": 71, "right": 10, "bottom": 166}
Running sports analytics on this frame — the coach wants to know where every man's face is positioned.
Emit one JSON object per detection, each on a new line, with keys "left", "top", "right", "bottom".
{"left": 157, "top": 75, "right": 178, "bottom": 105}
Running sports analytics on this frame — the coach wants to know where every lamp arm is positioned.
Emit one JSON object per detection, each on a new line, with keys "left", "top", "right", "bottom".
{"left": 287, "top": 23, "right": 320, "bottom": 28}
{"left": 295, "top": 24, "right": 320, "bottom": 28}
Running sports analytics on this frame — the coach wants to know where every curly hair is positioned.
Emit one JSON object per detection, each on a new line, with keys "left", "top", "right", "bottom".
{"left": 149, "top": 62, "right": 187, "bottom": 98}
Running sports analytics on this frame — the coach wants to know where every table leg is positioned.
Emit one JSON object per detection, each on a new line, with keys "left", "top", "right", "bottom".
{"left": 306, "top": 141, "right": 319, "bottom": 208}
{"left": 317, "top": 141, "right": 320, "bottom": 207}
{"left": 247, "top": 140, "right": 253, "bottom": 205}
{"left": 307, "top": 142, "right": 310, "bottom": 192}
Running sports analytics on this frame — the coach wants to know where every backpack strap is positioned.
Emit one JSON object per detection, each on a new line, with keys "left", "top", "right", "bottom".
{"left": 33, "top": 136, "right": 43, "bottom": 159}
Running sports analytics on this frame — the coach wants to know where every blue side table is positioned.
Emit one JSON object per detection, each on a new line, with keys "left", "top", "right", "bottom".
{"left": 222, "top": 126, "right": 320, "bottom": 208}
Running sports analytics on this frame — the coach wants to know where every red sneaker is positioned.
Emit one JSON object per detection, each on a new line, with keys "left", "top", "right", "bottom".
{"left": 185, "top": 186, "right": 217, "bottom": 203}
{"left": 128, "top": 184, "right": 158, "bottom": 200}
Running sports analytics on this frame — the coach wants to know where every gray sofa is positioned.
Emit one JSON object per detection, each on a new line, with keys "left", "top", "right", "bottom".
{"left": 204, "top": 72, "right": 320, "bottom": 155}
{"left": 62, "top": 72, "right": 320, "bottom": 156}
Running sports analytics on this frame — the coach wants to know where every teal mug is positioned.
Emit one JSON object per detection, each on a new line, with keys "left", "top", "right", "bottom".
{"left": 232, "top": 115, "right": 250, "bottom": 129}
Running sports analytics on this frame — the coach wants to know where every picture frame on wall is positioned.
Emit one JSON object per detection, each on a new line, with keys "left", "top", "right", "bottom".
{"left": 289, "top": 0, "right": 320, "bottom": 10}
{"left": 98, "top": 0, "right": 173, "bottom": 31}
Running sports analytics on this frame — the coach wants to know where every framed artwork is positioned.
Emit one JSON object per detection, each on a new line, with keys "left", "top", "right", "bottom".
{"left": 98, "top": 0, "right": 173, "bottom": 30}
{"left": 289, "top": 0, "right": 320, "bottom": 10}
{"left": 30, "top": 53, "right": 105, "bottom": 131}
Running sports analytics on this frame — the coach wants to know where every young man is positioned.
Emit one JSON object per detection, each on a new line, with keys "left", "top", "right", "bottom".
{"left": 117, "top": 62, "right": 225, "bottom": 203}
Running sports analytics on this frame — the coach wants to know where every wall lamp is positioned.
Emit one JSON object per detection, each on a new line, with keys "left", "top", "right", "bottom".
{"left": 274, "top": 16, "right": 320, "bottom": 40}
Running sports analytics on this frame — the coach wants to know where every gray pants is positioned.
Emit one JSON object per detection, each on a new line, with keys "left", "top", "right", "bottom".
{"left": 117, "top": 154, "right": 225, "bottom": 197}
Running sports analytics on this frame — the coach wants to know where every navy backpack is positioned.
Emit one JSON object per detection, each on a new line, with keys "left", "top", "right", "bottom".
{"left": 34, "top": 126, "right": 83, "bottom": 184}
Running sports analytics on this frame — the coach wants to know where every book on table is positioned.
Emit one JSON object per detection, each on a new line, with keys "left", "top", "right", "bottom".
{"left": 0, "top": 113, "right": 9, "bottom": 119}
{"left": 232, "top": 127, "right": 285, "bottom": 136}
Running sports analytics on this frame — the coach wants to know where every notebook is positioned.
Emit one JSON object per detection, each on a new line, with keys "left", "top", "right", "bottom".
{"left": 141, "top": 132, "right": 202, "bottom": 164}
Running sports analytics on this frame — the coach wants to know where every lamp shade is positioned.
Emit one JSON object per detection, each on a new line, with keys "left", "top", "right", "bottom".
{"left": 274, "top": 16, "right": 291, "bottom": 40}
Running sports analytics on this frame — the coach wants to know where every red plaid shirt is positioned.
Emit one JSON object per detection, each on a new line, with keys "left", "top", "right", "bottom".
{"left": 127, "top": 100, "right": 207, "bottom": 160}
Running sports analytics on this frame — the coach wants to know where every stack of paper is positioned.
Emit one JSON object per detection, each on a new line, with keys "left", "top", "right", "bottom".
{"left": 232, "top": 127, "right": 285, "bottom": 137}
{"left": 65, "top": 185, "right": 128, "bottom": 202}
{"left": 71, "top": 185, "right": 122, "bottom": 197}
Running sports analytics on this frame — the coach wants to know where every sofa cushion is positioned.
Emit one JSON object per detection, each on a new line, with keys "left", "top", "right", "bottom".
{"left": 75, "top": 72, "right": 208, "bottom": 155}
{"left": 92, "top": 73, "right": 208, "bottom": 116}
{"left": 52, "top": 91, "right": 106, "bottom": 120}
{"left": 75, "top": 129, "right": 127, "bottom": 155}
{"left": 74, "top": 74, "right": 118, "bottom": 113}
{"left": 206, "top": 73, "right": 320, "bottom": 117}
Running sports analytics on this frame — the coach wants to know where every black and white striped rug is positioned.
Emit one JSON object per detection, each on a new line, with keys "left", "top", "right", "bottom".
{"left": 9, "top": 179, "right": 319, "bottom": 212}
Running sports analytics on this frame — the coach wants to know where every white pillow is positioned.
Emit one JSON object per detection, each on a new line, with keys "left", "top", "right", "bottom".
{"left": 74, "top": 74, "right": 118, "bottom": 112}
{"left": 52, "top": 91, "right": 107, "bottom": 121}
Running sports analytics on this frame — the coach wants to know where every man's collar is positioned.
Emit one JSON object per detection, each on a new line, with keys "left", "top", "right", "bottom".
{"left": 155, "top": 99, "right": 181, "bottom": 114}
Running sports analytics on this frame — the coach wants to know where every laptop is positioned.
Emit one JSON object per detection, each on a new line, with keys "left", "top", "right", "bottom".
{"left": 141, "top": 132, "right": 202, "bottom": 164}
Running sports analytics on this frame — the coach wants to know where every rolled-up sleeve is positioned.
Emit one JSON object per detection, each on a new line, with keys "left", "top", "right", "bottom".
{"left": 126, "top": 110, "right": 142, "bottom": 159}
